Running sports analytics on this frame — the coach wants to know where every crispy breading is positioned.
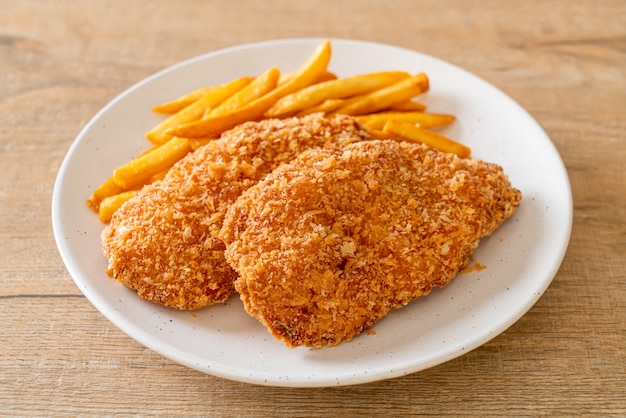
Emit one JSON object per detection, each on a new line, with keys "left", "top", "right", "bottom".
{"left": 101, "top": 114, "right": 370, "bottom": 310}
{"left": 220, "top": 140, "right": 522, "bottom": 348}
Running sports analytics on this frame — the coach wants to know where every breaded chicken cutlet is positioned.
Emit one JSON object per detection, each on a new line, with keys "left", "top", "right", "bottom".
{"left": 220, "top": 140, "right": 522, "bottom": 348}
{"left": 101, "top": 114, "right": 370, "bottom": 310}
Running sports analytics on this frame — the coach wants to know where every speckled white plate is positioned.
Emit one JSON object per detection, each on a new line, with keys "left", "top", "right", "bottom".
{"left": 52, "top": 38, "right": 572, "bottom": 387}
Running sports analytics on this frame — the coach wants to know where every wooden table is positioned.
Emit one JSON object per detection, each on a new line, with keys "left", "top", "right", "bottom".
{"left": 2, "top": 0, "right": 624, "bottom": 415}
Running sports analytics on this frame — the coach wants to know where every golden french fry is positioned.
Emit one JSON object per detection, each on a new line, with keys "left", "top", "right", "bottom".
{"left": 332, "top": 72, "right": 429, "bottom": 116}
{"left": 113, "top": 137, "right": 192, "bottom": 189}
{"left": 188, "top": 138, "right": 216, "bottom": 150}
{"left": 388, "top": 100, "right": 427, "bottom": 112}
{"left": 278, "top": 71, "right": 294, "bottom": 85}
{"left": 86, "top": 176, "right": 125, "bottom": 212}
{"left": 313, "top": 71, "right": 337, "bottom": 84}
{"left": 87, "top": 148, "right": 174, "bottom": 213}
{"left": 206, "top": 67, "right": 280, "bottom": 117}
{"left": 279, "top": 69, "right": 335, "bottom": 86}
{"left": 295, "top": 98, "right": 345, "bottom": 117}
{"left": 134, "top": 143, "right": 162, "bottom": 158}
{"left": 265, "top": 71, "right": 410, "bottom": 118}
{"left": 155, "top": 67, "right": 331, "bottom": 114}
{"left": 362, "top": 126, "right": 395, "bottom": 140}
{"left": 146, "top": 76, "right": 253, "bottom": 145}
{"left": 168, "top": 40, "right": 332, "bottom": 139}
{"left": 356, "top": 111, "right": 455, "bottom": 130}
{"left": 151, "top": 86, "right": 218, "bottom": 114}
{"left": 149, "top": 169, "right": 170, "bottom": 183}
{"left": 382, "top": 119, "right": 470, "bottom": 158}
{"left": 98, "top": 190, "right": 137, "bottom": 223}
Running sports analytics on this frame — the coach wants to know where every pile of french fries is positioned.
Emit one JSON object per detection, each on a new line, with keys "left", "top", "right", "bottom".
{"left": 87, "top": 40, "right": 470, "bottom": 223}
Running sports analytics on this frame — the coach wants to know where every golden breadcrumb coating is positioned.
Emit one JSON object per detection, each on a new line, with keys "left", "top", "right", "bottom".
{"left": 220, "top": 140, "right": 522, "bottom": 348}
{"left": 101, "top": 114, "right": 370, "bottom": 310}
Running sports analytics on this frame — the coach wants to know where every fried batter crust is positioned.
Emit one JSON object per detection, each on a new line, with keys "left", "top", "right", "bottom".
{"left": 101, "top": 114, "right": 370, "bottom": 310}
{"left": 220, "top": 140, "right": 522, "bottom": 348}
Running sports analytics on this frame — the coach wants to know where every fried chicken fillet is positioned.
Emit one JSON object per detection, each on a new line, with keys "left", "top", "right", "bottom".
{"left": 220, "top": 140, "right": 522, "bottom": 348}
{"left": 101, "top": 114, "right": 370, "bottom": 310}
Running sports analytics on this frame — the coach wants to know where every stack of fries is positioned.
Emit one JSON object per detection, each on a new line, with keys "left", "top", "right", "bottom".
{"left": 87, "top": 40, "right": 470, "bottom": 223}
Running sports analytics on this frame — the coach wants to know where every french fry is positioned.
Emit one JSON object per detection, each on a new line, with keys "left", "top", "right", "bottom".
{"left": 362, "top": 127, "right": 395, "bottom": 140}
{"left": 113, "top": 137, "right": 192, "bottom": 189}
{"left": 98, "top": 190, "right": 137, "bottom": 223}
{"left": 279, "top": 69, "right": 336, "bottom": 86}
{"left": 382, "top": 119, "right": 470, "bottom": 158}
{"left": 145, "top": 76, "right": 253, "bottom": 145}
{"left": 206, "top": 67, "right": 280, "bottom": 117}
{"left": 332, "top": 72, "right": 429, "bottom": 116}
{"left": 168, "top": 40, "right": 332, "bottom": 139}
{"left": 388, "top": 100, "right": 427, "bottom": 112}
{"left": 86, "top": 176, "right": 125, "bottom": 212}
{"left": 278, "top": 71, "right": 294, "bottom": 85}
{"left": 356, "top": 111, "right": 455, "bottom": 130}
{"left": 88, "top": 160, "right": 172, "bottom": 214}
{"left": 265, "top": 71, "right": 410, "bottom": 118}
{"left": 134, "top": 143, "right": 162, "bottom": 158}
{"left": 151, "top": 86, "right": 218, "bottom": 114}
{"left": 188, "top": 138, "right": 216, "bottom": 150}
{"left": 154, "top": 69, "right": 331, "bottom": 115}
{"left": 149, "top": 169, "right": 170, "bottom": 183}
{"left": 313, "top": 71, "right": 338, "bottom": 84}
{"left": 295, "top": 98, "right": 345, "bottom": 117}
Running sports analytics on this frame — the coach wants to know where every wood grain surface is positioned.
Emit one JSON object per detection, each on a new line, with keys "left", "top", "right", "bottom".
{"left": 1, "top": 0, "right": 624, "bottom": 416}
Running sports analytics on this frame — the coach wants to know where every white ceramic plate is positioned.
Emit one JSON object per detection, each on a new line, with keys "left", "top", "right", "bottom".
{"left": 52, "top": 38, "right": 572, "bottom": 387}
